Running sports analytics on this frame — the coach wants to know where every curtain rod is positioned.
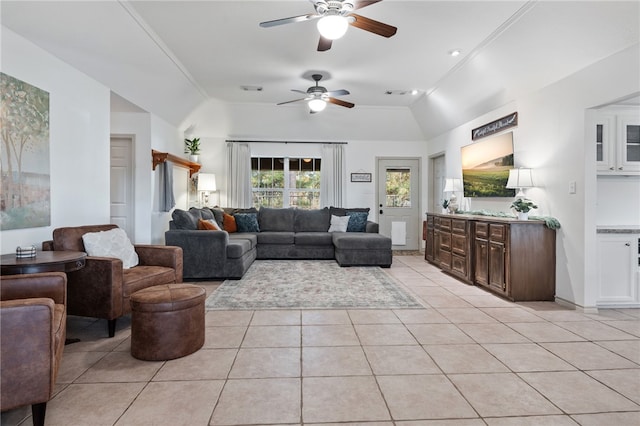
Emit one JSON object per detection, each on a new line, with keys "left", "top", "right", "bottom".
{"left": 226, "top": 140, "right": 347, "bottom": 145}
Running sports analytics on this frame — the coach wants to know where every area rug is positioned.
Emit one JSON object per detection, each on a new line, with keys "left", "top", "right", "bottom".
{"left": 205, "top": 260, "right": 423, "bottom": 310}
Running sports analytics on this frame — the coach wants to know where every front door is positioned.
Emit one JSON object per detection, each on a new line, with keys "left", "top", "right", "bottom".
{"left": 377, "top": 158, "right": 421, "bottom": 251}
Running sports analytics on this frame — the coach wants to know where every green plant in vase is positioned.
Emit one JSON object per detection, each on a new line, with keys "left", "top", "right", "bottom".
{"left": 184, "top": 137, "right": 201, "bottom": 162}
{"left": 510, "top": 198, "right": 538, "bottom": 220}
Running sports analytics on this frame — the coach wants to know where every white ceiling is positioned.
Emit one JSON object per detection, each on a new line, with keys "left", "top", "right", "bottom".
{"left": 2, "top": 1, "right": 639, "bottom": 131}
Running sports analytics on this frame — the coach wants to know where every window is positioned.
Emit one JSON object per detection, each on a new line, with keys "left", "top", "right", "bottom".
{"left": 251, "top": 157, "right": 321, "bottom": 209}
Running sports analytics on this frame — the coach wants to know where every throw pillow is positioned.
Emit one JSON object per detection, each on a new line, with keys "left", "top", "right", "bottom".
{"left": 328, "top": 214, "right": 349, "bottom": 232}
{"left": 82, "top": 228, "right": 139, "bottom": 269}
{"left": 346, "top": 211, "right": 368, "bottom": 232}
{"left": 234, "top": 213, "right": 260, "bottom": 233}
{"left": 206, "top": 207, "right": 225, "bottom": 229}
{"left": 223, "top": 213, "right": 237, "bottom": 233}
{"left": 198, "top": 218, "right": 221, "bottom": 231}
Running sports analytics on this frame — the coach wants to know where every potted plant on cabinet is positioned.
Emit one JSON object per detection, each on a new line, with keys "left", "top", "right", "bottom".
{"left": 510, "top": 198, "right": 538, "bottom": 220}
{"left": 184, "top": 137, "right": 201, "bottom": 162}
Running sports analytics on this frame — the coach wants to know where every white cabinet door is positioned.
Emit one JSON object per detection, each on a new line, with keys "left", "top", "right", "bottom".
{"left": 595, "top": 115, "right": 616, "bottom": 173}
{"left": 618, "top": 115, "right": 640, "bottom": 173}
{"left": 597, "top": 234, "right": 639, "bottom": 306}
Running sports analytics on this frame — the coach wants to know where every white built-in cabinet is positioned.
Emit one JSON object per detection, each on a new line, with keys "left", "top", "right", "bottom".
{"left": 595, "top": 108, "right": 640, "bottom": 175}
{"left": 596, "top": 232, "right": 640, "bottom": 307}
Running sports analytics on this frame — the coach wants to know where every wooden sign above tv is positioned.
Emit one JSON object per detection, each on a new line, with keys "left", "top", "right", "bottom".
{"left": 472, "top": 112, "right": 518, "bottom": 140}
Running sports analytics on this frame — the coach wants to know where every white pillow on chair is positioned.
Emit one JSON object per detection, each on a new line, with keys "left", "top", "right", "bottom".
{"left": 82, "top": 228, "right": 139, "bottom": 269}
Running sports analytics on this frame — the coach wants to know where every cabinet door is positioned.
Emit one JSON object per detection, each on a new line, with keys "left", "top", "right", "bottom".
{"left": 618, "top": 116, "right": 640, "bottom": 173}
{"left": 488, "top": 241, "right": 507, "bottom": 295}
{"left": 596, "top": 115, "right": 616, "bottom": 173}
{"left": 597, "top": 235, "right": 638, "bottom": 305}
{"left": 474, "top": 238, "right": 489, "bottom": 286}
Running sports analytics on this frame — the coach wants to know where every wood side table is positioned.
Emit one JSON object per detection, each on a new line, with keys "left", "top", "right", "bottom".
{"left": 0, "top": 251, "right": 86, "bottom": 275}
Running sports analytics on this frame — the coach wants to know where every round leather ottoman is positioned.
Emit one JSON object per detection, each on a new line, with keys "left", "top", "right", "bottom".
{"left": 130, "top": 283, "right": 206, "bottom": 361}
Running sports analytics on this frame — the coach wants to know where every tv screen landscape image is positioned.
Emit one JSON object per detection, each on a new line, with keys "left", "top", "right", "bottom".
{"left": 461, "top": 132, "right": 515, "bottom": 197}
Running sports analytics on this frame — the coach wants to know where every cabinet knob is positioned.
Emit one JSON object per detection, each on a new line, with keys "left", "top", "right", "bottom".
{"left": 618, "top": 167, "right": 623, "bottom": 170}
{"left": 610, "top": 167, "right": 615, "bottom": 170}
{"left": 625, "top": 242, "right": 631, "bottom": 246}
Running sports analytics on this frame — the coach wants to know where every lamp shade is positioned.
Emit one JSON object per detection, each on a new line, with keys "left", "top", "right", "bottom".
{"left": 197, "top": 173, "right": 217, "bottom": 192}
{"left": 506, "top": 168, "right": 534, "bottom": 189}
{"left": 443, "top": 178, "right": 462, "bottom": 193}
{"left": 317, "top": 15, "right": 349, "bottom": 40}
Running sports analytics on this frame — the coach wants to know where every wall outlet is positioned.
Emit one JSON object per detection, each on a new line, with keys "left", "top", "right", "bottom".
{"left": 569, "top": 181, "right": 577, "bottom": 194}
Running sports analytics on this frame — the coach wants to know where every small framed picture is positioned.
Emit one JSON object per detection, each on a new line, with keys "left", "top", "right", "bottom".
{"left": 351, "top": 173, "right": 372, "bottom": 183}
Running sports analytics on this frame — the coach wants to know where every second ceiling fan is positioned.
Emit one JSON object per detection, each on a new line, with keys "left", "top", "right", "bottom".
{"left": 278, "top": 74, "right": 354, "bottom": 113}
{"left": 260, "top": 0, "right": 397, "bottom": 51}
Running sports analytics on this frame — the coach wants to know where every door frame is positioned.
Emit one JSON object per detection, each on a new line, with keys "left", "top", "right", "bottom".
{"left": 375, "top": 156, "right": 422, "bottom": 251}
{"left": 428, "top": 151, "right": 446, "bottom": 213}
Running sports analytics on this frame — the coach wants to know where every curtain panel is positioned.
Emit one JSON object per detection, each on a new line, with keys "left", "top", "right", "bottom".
{"left": 320, "top": 143, "right": 345, "bottom": 207}
{"left": 226, "top": 142, "right": 253, "bottom": 208}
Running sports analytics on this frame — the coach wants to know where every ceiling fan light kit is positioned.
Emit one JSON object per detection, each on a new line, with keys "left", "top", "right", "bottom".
{"left": 308, "top": 98, "right": 327, "bottom": 112}
{"left": 317, "top": 15, "right": 349, "bottom": 40}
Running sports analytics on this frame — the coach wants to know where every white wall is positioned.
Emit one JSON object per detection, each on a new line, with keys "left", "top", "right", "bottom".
{"left": 424, "top": 44, "right": 640, "bottom": 309}
{"left": 0, "top": 28, "right": 110, "bottom": 253}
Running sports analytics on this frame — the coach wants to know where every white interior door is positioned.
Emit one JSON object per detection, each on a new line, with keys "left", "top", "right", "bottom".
{"left": 377, "top": 158, "right": 421, "bottom": 251}
{"left": 110, "top": 136, "right": 135, "bottom": 240}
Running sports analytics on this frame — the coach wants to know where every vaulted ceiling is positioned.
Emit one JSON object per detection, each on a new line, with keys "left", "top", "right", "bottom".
{"left": 2, "top": 1, "right": 638, "bottom": 137}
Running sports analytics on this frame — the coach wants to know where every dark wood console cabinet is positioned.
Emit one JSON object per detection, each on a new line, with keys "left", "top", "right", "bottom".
{"left": 425, "top": 213, "right": 556, "bottom": 301}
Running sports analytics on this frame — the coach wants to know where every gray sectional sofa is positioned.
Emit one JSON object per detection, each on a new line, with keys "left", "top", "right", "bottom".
{"left": 165, "top": 206, "right": 392, "bottom": 280}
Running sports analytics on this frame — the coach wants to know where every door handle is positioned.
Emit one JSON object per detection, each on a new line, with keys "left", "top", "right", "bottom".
{"left": 379, "top": 210, "right": 383, "bottom": 215}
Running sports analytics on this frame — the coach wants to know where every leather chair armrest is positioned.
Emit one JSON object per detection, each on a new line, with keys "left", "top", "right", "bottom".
{"left": 134, "top": 245, "right": 183, "bottom": 283}
{"left": 0, "top": 273, "right": 67, "bottom": 305}
{"left": 42, "top": 240, "right": 54, "bottom": 251}
{"left": 0, "top": 298, "right": 56, "bottom": 410}
{"left": 65, "top": 257, "right": 123, "bottom": 319}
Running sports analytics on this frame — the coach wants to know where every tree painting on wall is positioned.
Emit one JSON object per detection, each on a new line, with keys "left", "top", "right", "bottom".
{"left": 0, "top": 72, "right": 51, "bottom": 230}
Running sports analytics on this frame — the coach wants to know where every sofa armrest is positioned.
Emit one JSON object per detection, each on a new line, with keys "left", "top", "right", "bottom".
{"left": 0, "top": 272, "right": 67, "bottom": 305}
{"left": 1, "top": 298, "right": 57, "bottom": 409}
{"left": 134, "top": 245, "right": 183, "bottom": 283}
{"left": 365, "top": 221, "right": 379, "bottom": 233}
{"left": 165, "top": 230, "right": 229, "bottom": 279}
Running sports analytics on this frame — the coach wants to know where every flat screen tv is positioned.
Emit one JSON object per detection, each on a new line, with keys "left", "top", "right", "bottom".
{"left": 461, "top": 132, "right": 515, "bottom": 197}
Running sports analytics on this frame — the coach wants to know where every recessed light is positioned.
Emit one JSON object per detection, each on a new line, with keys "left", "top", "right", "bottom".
{"left": 241, "top": 85, "right": 263, "bottom": 91}
{"left": 410, "top": 89, "right": 419, "bottom": 95}
{"left": 449, "top": 49, "right": 461, "bottom": 57}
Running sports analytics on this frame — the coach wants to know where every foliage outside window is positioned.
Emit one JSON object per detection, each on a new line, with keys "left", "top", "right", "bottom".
{"left": 385, "top": 168, "right": 411, "bottom": 207}
{"left": 251, "top": 157, "right": 321, "bottom": 209}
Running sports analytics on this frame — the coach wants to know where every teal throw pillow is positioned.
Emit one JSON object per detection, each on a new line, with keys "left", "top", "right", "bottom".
{"left": 346, "top": 211, "right": 368, "bottom": 232}
{"left": 234, "top": 213, "right": 260, "bottom": 232}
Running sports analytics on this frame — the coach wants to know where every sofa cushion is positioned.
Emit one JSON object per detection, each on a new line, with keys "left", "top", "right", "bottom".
{"left": 329, "top": 207, "right": 370, "bottom": 217}
{"left": 82, "top": 227, "right": 139, "bottom": 269}
{"left": 294, "top": 208, "right": 330, "bottom": 232}
{"left": 259, "top": 207, "right": 295, "bottom": 232}
{"left": 295, "top": 232, "right": 333, "bottom": 246}
{"left": 171, "top": 208, "right": 214, "bottom": 230}
{"left": 332, "top": 233, "right": 392, "bottom": 250}
{"left": 328, "top": 215, "right": 349, "bottom": 232}
{"left": 205, "top": 208, "right": 225, "bottom": 229}
{"left": 257, "top": 232, "right": 295, "bottom": 245}
{"left": 229, "top": 233, "right": 258, "bottom": 249}
{"left": 235, "top": 213, "right": 260, "bottom": 233}
{"left": 227, "top": 239, "right": 252, "bottom": 259}
{"left": 346, "top": 211, "right": 368, "bottom": 232}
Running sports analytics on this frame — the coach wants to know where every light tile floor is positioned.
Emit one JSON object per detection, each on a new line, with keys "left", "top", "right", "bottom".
{"left": 3, "top": 255, "right": 639, "bottom": 425}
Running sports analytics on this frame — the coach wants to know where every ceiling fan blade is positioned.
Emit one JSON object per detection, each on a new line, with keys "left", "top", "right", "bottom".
{"left": 317, "top": 36, "right": 333, "bottom": 51}
{"left": 292, "top": 89, "right": 309, "bottom": 95}
{"left": 349, "top": 13, "right": 397, "bottom": 38}
{"left": 327, "top": 97, "right": 355, "bottom": 108}
{"left": 277, "top": 98, "right": 308, "bottom": 106}
{"left": 352, "top": 0, "right": 383, "bottom": 10}
{"left": 260, "top": 13, "right": 319, "bottom": 28}
{"left": 326, "top": 89, "right": 350, "bottom": 97}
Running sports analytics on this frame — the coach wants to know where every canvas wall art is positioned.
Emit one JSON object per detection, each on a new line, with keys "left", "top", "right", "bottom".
{"left": 461, "top": 131, "right": 515, "bottom": 198}
{"left": 0, "top": 72, "right": 51, "bottom": 230}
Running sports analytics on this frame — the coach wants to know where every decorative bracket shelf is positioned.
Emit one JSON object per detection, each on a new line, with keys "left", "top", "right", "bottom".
{"left": 152, "top": 149, "right": 201, "bottom": 177}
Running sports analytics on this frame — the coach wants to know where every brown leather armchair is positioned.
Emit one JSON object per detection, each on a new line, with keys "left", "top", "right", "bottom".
{"left": 1, "top": 272, "right": 67, "bottom": 426}
{"left": 43, "top": 224, "right": 183, "bottom": 337}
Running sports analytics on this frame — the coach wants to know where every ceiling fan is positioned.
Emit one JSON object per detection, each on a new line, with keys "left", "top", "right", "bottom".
{"left": 277, "top": 74, "right": 354, "bottom": 112}
{"left": 260, "top": 0, "right": 397, "bottom": 51}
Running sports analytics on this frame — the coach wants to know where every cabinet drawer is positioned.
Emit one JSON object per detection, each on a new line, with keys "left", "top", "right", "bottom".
{"left": 489, "top": 224, "right": 507, "bottom": 242}
{"left": 439, "top": 217, "right": 452, "bottom": 231}
{"left": 439, "top": 251, "right": 452, "bottom": 269}
{"left": 475, "top": 222, "right": 489, "bottom": 239}
{"left": 451, "top": 234, "right": 468, "bottom": 256}
{"left": 452, "top": 219, "right": 467, "bottom": 235}
{"left": 451, "top": 254, "right": 467, "bottom": 276}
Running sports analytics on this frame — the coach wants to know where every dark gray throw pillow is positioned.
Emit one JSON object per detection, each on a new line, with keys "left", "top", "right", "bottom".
{"left": 346, "top": 211, "right": 368, "bottom": 232}
{"left": 234, "top": 213, "right": 260, "bottom": 233}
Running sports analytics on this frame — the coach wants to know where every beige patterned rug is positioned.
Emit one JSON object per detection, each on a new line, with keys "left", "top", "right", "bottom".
{"left": 205, "top": 260, "right": 423, "bottom": 310}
